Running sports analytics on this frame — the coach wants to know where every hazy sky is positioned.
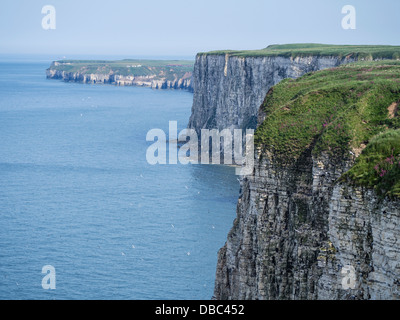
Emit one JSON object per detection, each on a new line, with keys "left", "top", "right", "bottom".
{"left": 0, "top": 0, "right": 399, "bottom": 58}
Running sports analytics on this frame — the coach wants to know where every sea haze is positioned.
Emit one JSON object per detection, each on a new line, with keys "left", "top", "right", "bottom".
{"left": 0, "top": 57, "right": 239, "bottom": 299}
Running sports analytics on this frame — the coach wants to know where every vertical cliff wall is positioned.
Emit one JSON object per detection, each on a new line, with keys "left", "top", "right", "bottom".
{"left": 214, "top": 150, "right": 400, "bottom": 300}
{"left": 188, "top": 54, "right": 356, "bottom": 134}
{"left": 211, "top": 60, "right": 400, "bottom": 300}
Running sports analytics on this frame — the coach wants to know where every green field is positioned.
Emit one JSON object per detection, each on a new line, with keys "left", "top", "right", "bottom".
{"left": 254, "top": 60, "right": 400, "bottom": 198}
{"left": 200, "top": 43, "right": 400, "bottom": 60}
{"left": 49, "top": 59, "right": 194, "bottom": 81}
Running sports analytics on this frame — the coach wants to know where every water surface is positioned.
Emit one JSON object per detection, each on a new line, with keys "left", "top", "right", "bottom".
{"left": 0, "top": 58, "right": 239, "bottom": 299}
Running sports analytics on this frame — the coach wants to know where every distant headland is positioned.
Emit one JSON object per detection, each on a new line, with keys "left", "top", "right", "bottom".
{"left": 46, "top": 59, "right": 194, "bottom": 91}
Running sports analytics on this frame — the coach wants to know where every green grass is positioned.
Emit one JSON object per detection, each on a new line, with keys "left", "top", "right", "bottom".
{"left": 199, "top": 43, "right": 400, "bottom": 60}
{"left": 48, "top": 59, "right": 194, "bottom": 81}
{"left": 254, "top": 60, "right": 400, "bottom": 197}
{"left": 341, "top": 129, "right": 400, "bottom": 199}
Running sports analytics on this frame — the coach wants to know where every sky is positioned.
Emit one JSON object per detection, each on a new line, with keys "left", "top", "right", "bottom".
{"left": 0, "top": 0, "right": 399, "bottom": 59}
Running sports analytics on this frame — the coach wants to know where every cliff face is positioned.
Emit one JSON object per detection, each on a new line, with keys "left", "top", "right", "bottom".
{"left": 214, "top": 150, "right": 400, "bottom": 300}
{"left": 188, "top": 54, "right": 356, "bottom": 134}
{"left": 212, "top": 60, "right": 400, "bottom": 300}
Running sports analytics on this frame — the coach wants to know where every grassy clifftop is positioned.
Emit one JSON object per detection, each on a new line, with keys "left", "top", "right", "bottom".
{"left": 48, "top": 59, "right": 194, "bottom": 81}
{"left": 254, "top": 60, "right": 400, "bottom": 198}
{"left": 200, "top": 43, "right": 400, "bottom": 60}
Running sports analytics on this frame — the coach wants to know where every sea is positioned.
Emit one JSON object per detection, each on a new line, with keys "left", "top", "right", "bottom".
{"left": 0, "top": 55, "right": 239, "bottom": 300}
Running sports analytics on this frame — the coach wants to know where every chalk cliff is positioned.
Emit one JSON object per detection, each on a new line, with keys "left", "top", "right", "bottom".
{"left": 209, "top": 56, "right": 400, "bottom": 300}
{"left": 46, "top": 61, "right": 193, "bottom": 91}
{"left": 188, "top": 54, "right": 356, "bottom": 134}
{"left": 214, "top": 149, "right": 400, "bottom": 300}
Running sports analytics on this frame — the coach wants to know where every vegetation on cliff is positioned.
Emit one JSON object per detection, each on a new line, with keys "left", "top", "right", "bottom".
{"left": 48, "top": 59, "right": 194, "bottom": 81}
{"left": 342, "top": 129, "right": 400, "bottom": 198}
{"left": 254, "top": 60, "right": 400, "bottom": 198}
{"left": 200, "top": 43, "right": 400, "bottom": 60}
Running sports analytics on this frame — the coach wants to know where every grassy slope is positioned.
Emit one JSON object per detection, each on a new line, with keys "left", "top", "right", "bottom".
{"left": 255, "top": 60, "right": 400, "bottom": 198}
{"left": 342, "top": 129, "right": 400, "bottom": 198}
{"left": 200, "top": 43, "right": 400, "bottom": 60}
{"left": 49, "top": 59, "right": 194, "bottom": 81}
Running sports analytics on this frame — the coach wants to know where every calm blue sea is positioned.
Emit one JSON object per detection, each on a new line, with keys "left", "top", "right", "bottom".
{"left": 0, "top": 57, "right": 239, "bottom": 300}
